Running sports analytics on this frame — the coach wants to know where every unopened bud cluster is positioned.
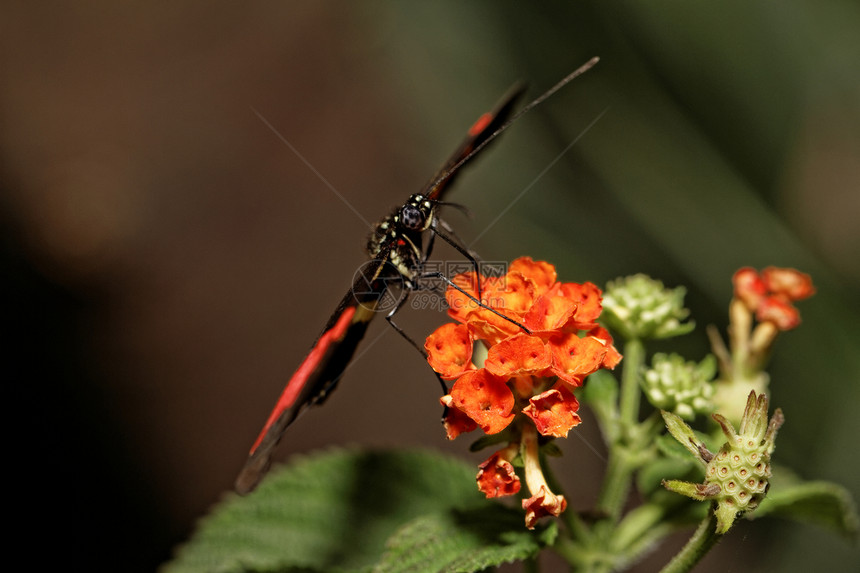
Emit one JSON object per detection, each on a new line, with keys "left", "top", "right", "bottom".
{"left": 642, "top": 353, "right": 716, "bottom": 420}
{"left": 602, "top": 274, "right": 694, "bottom": 340}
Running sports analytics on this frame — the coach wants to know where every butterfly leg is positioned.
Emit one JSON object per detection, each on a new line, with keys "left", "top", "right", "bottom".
{"left": 383, "top": 290, "right": 452, "bottom": 424}
{"left": 436, "top": 215, "right": 480, "bottom": 262}
{"left": 429, "top": 218, "right": 484, "bottom": 300}
{"left": 383, "top": 288, "right": 449, "bottom": 396}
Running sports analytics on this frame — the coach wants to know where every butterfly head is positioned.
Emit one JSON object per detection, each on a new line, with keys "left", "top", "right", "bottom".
{"left": 398, "top": 194, "right": 436, "bottom": 232}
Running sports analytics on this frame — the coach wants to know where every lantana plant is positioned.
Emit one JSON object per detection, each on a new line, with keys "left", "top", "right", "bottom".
{"left": 164, "top": 260, "right": 857, "bottom": 573}
{"left": 426, "top": 257, "right": 621, "bottom": 528}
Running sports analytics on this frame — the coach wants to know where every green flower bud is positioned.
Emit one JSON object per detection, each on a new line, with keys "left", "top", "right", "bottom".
{"left": 602, "top": 274, "right": 695, "bottom": 340}
{"left": 642, "top": 353, "right": 716, "bottom": 420}
{"left": 661, "top": 391, "right": 784, "bottom": 534}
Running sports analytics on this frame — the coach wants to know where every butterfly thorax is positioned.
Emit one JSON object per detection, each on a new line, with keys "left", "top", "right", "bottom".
{"left": 366, "top": 193, "right": 436, "bottom": 279}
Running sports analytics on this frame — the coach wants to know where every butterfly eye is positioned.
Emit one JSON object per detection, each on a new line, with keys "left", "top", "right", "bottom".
{"left": 400, "top": 204, "right": 425, "bottom": 230}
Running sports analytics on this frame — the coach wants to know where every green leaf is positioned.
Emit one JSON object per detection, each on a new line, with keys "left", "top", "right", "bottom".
{"left": 751, "top": 466, "right": 859, "bottom": 539}
{"left": 654, "top": 430, "right": 719, "bottom": 461}
{"left": 162, "top": 449, "right": 500, "bottom": 573}
{"left": 375, "top": 506, "right": 557, "bottom": 573}
{"left": 660, "top": 411, "right": 704, "bottom": 461}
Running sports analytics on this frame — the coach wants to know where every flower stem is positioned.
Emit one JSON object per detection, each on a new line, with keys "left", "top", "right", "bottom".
{"left": 659, "top": 514, "right": 722, "bottom": 573}
{"left": 595, "top": 446, "right": 635, "bottom": 521}
{"left": 521, "top": 423, "right": 544, "bottom": 492}
{"left": 619, "top": 338, "right": 645, "bottom": 428}
{"left": 598, "top": 337, "right": 646, "bottom": 520}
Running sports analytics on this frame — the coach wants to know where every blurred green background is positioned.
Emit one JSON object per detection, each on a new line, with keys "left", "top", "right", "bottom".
{"left": 2, "top": 2, "right": 858, "bottom": 571}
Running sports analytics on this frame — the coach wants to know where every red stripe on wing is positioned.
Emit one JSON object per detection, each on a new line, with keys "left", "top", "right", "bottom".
{"left": 248, "top": 305, "right": 357, "bottom": 455}
{"left": 468, "top": 112, "right": 493, "bottom": 137}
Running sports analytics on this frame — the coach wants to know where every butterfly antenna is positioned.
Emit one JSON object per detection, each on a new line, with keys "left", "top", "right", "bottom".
{"left": 429, "top": 56, "right": 599, "bottom": 192}
{"left": 435, "top": 200, "right": 472, "bottom": 218}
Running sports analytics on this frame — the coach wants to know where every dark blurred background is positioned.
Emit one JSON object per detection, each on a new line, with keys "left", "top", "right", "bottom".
{"left": 2, "top": 2, "right": 858, "bottom": 572}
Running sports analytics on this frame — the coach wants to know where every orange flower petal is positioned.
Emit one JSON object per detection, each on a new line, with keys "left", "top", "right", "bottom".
{"left": 523, "top": 284, "right": 578, "bottom": 332}
{"left": 756, "top": 296, "right": 801, "bottom": 330}
{"left": 425, "top": 323, "right": 475, "bottom": 379}
{"left": 447, "top": 272, "right": 532, "bottom": 344}
{"left": 733, "top": 267, "right": 767, "bottom": 310}
{"left": 445, "top": 272, "right": 482, "bottom": 323}
{"left": 762, "top": 267, "right": 815, "bottom": 301}
{"left": 549, "top": 332, "right": 608, "bottom": 386}
{"left": 485, "top": 333, "right": 552, "bottom": 377}
{"left": 446, "top": 273, "right": 514, "bottom": 322}
{"left": 476, "top": 450, "right": 521, "bottom": 498}
{"left": 449, "top": 369, "right": 515, "bottom": 434}
{"left": 463, "top": 314, "right": 519, "bottom": 346}
{"left": 523, "top": 386, "right": 582, "bottom": 438}
{"left": 587, "top": 326, "right": 623, "bottom": 369}
{"left": 559, "top": 282, "right": 603, "bottom": 330}
{"left": 510, "top": 257, "right": 557, "bottom": 296}
{"left": 464, "top": 299, "right": 530, "bottom": 345}
{"left": 440, "top": 395, "right": 478, "bottom": 440}
{"left": 489, "top": 271, "right": 537, "bottom": 316}
{"left": 522, "top": 485, "right": 567, "bottom": 529}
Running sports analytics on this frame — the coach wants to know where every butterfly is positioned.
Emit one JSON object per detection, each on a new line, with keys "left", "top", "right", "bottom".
{"left": 235, "top": 57, "right": 599, "bottom": 494}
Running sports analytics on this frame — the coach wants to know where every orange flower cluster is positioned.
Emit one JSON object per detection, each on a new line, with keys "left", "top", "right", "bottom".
{"left": 425, "top": 257, "right": 621, "bottom": 528}
{"left": 711, "top": 266, "right": 815, "bottom": 422}
{"left": 733, "top": 267, "right": 815, "bottom": 330}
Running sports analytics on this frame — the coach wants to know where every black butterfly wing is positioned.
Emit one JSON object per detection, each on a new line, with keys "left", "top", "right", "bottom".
{"left": 235, "top": 253, "right": 396, "bottom": 494}
{"left": 236, "top": 86, "right": 526, "bottom": 494}
{"left": 424, "top": 83, "right": 526, "bottom": 202}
